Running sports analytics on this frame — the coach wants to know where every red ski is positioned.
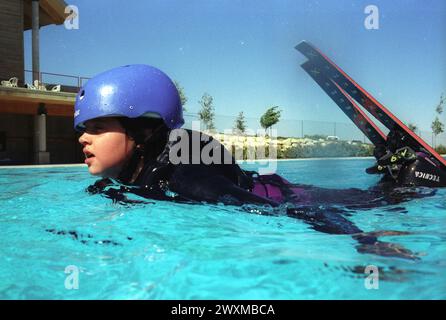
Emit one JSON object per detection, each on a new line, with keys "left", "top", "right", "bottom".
{"left": 301, "top": 60, "right": 387, "bottom": 147}
{"left": 296, "top": 40, "right": 446, "bottom": 171}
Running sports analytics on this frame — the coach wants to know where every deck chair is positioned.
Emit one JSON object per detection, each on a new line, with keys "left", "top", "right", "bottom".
{"left": 51, "top": 84, "right": 61, "bottom": 92}
{"left": 26, "top": 83, "right": 37, "bottom": 90}
{"left": 34, "top": 80, "right": 47, "bottom": 91}
{"left": 1, "top": 77, "right": 18, "bottom": 87}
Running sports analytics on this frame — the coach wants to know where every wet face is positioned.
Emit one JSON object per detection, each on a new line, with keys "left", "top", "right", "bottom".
{"left": 78, "top": 118, "right": 135, "bottom": 178}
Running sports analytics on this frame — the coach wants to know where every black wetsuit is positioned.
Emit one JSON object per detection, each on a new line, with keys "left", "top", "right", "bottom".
{"left": 85, "top": 129, "right": 434, "bottom": 260}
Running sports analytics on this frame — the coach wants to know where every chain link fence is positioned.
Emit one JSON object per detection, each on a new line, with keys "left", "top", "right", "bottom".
{"left": 182, "top": 112, "right": 446, "bottom": 149}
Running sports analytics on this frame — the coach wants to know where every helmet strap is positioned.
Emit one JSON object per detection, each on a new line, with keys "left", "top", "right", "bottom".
{"left": 129, "top": 153, "right": 145, "bottom": 184}
{"left": 120, "top": 124, "right": 167, "bottom": 184}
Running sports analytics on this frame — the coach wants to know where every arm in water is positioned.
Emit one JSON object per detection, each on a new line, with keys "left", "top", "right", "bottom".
{"left": 86, "top": 172, "right": 433, "bottom": 260}
{"left": 285, "top": 205, "right": 418, "bottom": 260}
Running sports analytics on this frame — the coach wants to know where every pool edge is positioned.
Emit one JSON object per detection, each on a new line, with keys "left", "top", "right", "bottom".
{"left": 0, "top": 163, "right": 87, "bottom": 169}
{"left": 1, "top": 155, "right": 444, "bottom": 169}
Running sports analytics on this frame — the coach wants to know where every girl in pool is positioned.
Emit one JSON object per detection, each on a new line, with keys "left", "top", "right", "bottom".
{"left": 75, "top": 64, "right": 302, "bottom": 206}
{"left": 74, "top": 64, "right": 429, "bottom": 259}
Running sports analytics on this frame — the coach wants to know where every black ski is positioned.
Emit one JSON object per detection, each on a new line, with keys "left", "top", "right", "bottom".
{"left": 296, "top": 40, "right": 446, "bottom": 171}
{"left": 301, "top": 60, "right": 387, "bottom": 147}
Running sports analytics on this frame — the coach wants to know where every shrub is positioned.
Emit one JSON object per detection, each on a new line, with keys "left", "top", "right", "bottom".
{"left": 435, "top": 145, "right": 446, "bottom": 154}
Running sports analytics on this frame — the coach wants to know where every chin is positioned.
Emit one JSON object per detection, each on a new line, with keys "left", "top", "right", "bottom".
{"left": 88, "top": 167, "right": 103, "bottom": 177}
{"left": 88, "top": 163, "right": 121, "bottom": 179}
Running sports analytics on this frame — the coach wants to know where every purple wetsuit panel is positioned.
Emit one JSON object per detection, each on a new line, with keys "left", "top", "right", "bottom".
{"left": 252, "top": 180, "right": 283, "bottom": 202}
{"left": 251, "top": 174, "right": 312, "bottom": 204}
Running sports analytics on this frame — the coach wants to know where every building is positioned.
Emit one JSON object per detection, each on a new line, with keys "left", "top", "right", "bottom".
{"left": 0, "top": 0, "right": 84, "bottom": 165}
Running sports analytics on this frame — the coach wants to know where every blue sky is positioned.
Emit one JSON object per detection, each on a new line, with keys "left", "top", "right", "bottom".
{"left": 24, "top": 0, "right": 446, "bottom": 133}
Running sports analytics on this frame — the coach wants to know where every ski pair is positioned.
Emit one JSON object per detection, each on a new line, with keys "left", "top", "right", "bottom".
{"left": 295, "top": 41, "right": 446, "bottom": 186}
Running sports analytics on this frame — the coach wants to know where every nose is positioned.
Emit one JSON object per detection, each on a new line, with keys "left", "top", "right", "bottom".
{"left": 78, "top": 132, "right": 91, "bottom": 146}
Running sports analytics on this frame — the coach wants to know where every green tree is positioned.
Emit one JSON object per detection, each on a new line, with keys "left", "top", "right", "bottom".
{"left": 435, "top": 93, "right": 444, "bottom": 114}
{"left": 431, "top": 94, "right": 445, "bottom": 147}
{"left": 198, "top": 93, "right": 216, "bottom": 131}
{"left": 431, "top": 116, "right": 444, "bottom": 148}
{"left": 233, "top": 111, "right": 247, "bottom": 135}
{"left": 407, "top": 123, "right": 418, "bottom": 133}
{"left": 260, "top": 106, "right": 281, "bottom": 136}
{"left": 174, "top": 81, "right": 188, "bottom": 112}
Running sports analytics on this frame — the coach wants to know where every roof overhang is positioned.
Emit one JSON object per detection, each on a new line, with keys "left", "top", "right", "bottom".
{"left": 0, "top": 86, "right": 75, "bottom": 117}
{"left": 23, "top": 0, "right": 69, "bottom": 30}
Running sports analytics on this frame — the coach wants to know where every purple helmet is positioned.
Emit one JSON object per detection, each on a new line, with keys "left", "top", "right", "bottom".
{"left": 74, "top": 64, "right": 184, "bottom": 131}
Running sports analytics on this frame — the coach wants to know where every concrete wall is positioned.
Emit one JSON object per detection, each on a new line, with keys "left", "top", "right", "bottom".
{"left": 0, "top": 0, "right": 24, "bottom": 84}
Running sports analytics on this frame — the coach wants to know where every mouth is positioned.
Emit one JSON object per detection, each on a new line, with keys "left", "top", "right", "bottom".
{"left": 83, "top": 149, "right": 95, "bottom": 163}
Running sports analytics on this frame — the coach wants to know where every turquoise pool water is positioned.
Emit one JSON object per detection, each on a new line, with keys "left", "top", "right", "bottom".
{"left": 0, "top": 159, "right": 445, "bottom": 299}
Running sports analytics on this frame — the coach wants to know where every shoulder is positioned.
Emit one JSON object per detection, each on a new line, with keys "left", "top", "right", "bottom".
{"left": 167, "top": 129, "right": 239, "bottom": 167}
{"left": 135, "top": 128, "right": 254, "bottom": 190}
